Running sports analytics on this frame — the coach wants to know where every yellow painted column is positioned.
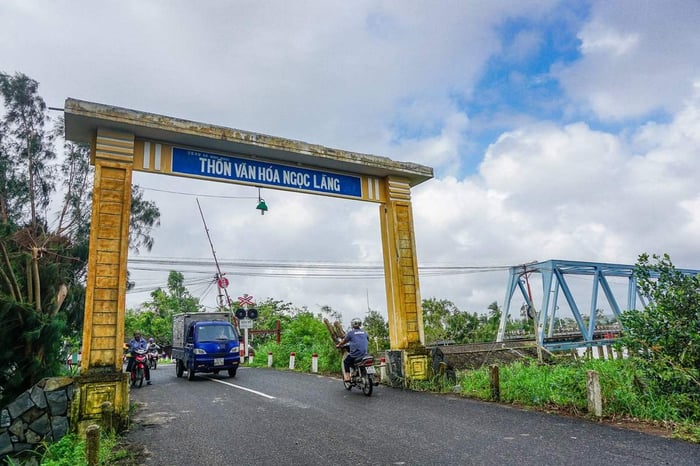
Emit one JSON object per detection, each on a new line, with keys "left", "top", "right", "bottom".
{"left": 81, "top": 129, "right": 134, "bottom": 371}
{"left": 73, "top": 129, "right": 133, "bottom": 433}
{"left": 380, "top": 177, "right": 425, "bottom": 350}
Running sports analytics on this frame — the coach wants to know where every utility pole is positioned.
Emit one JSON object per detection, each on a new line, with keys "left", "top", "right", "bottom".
{"left": 196, "top": 199, "right": 233, "bottom": 314}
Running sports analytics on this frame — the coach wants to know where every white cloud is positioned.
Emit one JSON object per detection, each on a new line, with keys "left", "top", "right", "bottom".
{"left": 555, "top": 0, "right": 700, "bottom": 119}
{"left": 412, "top": 87, "right": 700, "bottom": 312}
{"left": 2, "top": 0, "right": 699, "bottom": 326}
{"left": 579, "top": 24, "right": 640, "bottom": 57}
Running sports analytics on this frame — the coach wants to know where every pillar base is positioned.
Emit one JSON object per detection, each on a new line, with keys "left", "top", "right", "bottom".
{"left": 70, "top": 371, "right": 130, "bottom": 435}
{"left": 381, "top": 348, "right": 430, "bottom": 387}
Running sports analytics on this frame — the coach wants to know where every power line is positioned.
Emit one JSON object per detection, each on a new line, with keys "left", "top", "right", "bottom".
{"left": 139, "top": 185, "right": 257, "bottom": 199}
{"left": 124, "top": 257, "right": 512, "bottom": 306}
{"left": 127, "top": 256, "right": 510, "bottom": 272}
{"left": 125, "top": 257, "right": 510, "bottom": 288}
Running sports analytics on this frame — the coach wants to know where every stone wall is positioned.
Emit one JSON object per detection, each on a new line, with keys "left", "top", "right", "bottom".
{"left": 0, "top": 377, "right": 73, "bottom": 458}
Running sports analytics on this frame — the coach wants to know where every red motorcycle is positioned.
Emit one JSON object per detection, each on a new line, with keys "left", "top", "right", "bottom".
{"left": 148, "top": 348, "right": 159, "bottom": 370}
{"left": 130, "top": 348, "right": 148, "bottom": 388}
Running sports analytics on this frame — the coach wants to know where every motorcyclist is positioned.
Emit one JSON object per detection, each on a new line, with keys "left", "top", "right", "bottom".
{"left": 147, "top": 337, "right": 160, "bottom": 353}
{"left": 147, "top": 337, "right": 160, "bottom": 365}
{"left": 126, "top": 331, "right": 151, "bottom": 385}
{"left": 335, "top": 318, "right": 369, "bottom": 382}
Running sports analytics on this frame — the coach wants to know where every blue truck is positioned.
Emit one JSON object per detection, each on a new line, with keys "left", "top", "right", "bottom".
{"left": 171, "top": 312, "right": 240, "bottom": 380}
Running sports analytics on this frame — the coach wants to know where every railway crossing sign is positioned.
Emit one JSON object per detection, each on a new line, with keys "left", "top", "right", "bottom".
{"left": 238, "top": 294, "right": 254, "bottom": 306}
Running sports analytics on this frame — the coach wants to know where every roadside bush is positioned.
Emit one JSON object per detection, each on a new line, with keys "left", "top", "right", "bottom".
{"left": 619, "top": 253, "right": 700, "bottom": 419}
{"left": 0, "top": 299, "right": 67, "bottom": 407}
{"left": 250, "top": 311, "right": 342, "bottom": 373}
{"left": 455, "top": 356, "right": 700, "bottom": 429}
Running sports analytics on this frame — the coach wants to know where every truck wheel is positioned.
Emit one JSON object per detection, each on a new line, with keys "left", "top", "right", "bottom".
{"left": 187, "top": 365, "right": 195, "bottom": 381}
{"left": 175, "top": 360, "right": 183, "bottom": 378}
{"left": 228, "top": 368, "right": 237, "bottom": 378}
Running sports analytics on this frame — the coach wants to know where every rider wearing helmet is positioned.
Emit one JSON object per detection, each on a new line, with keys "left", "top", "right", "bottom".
{"left": 335, "top": 318, "right": 369, "bottom": 382}
{"left": 147, "top": 337, "right": 160, "bottom": 352}
{"left": 127, "top": 331, "right": 151, "bottom": 385}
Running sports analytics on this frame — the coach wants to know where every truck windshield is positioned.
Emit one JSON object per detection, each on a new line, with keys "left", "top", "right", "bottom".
{"left": 197, "top": 324, "right": 234, "bottom": 342}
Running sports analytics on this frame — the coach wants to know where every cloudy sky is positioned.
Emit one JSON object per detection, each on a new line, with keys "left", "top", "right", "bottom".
{"left": 2, "top": 0, "right": 699, "bottom": 325}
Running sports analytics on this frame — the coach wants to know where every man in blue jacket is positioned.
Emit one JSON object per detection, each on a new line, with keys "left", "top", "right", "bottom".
{"left": 336, "top": 318, "right": 369, "bottom": 382}
{"left": 126, "top": 331, "right": 151, "bottom": 385}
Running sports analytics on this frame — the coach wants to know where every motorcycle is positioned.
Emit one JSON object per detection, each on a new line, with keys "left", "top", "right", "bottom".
{"left": 130, "top": 348, "right": 148, "bottom": 388}
{"left": 342, "top": 354, "right": 378, "bottom": 396}
{"left": 148, "top": 349, "right": 159, "bottom": 370}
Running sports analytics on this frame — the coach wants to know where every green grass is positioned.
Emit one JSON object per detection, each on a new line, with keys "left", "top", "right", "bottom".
{"left": 2, "top": 431, "right": 125, "bottom": 466}
{"left": 247, "top": 340, "right": 343, "bottom": 374}
{"left": 446, "top": 357, "right": 700, "bottom": 442}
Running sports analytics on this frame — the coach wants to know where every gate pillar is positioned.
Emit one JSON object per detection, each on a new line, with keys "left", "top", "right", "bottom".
{"left": 73, "top": 129, "right": 134, "bottom": 433}
{"left": 380, "top": 177, "right": 428, "bottom": 382}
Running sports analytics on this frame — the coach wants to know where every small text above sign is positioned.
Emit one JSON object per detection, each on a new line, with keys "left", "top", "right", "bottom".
{"left": 172, "top": 147, "right": 362, "bottom": 198}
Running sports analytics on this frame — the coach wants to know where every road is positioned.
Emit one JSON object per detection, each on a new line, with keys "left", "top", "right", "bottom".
{"left": 125, "top": 363, "right": 700, "bottom": 465}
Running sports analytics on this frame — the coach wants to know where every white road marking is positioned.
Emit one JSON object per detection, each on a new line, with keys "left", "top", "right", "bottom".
{"left": 205, "top": 376, "right": 276, "bottom": 399}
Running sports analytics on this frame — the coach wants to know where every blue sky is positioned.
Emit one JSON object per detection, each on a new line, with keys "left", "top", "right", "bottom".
{"left": 2, "top": 0, "right": 700, "bottom": 323}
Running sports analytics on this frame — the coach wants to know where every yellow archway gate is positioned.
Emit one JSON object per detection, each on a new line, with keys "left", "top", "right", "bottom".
{"left": 64, "top": 98, "right": 433, "bottom": 431}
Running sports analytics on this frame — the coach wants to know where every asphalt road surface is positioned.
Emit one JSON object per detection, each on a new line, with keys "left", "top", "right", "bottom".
{"left": 125, "top": 363, "right": 700, "bottom": 465}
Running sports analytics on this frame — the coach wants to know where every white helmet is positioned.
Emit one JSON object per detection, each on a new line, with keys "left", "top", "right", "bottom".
{"left": 351, "top": 318, "right": 362, "bottom": 328}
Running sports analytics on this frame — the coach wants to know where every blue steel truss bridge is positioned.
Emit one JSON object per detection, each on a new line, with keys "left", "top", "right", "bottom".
{"left": 496, "top": 259, "right": 700, "bottom": 352}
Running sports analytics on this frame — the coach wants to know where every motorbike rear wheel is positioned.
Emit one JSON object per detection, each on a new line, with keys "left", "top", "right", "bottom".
{"left": 133, "top": 367, "right": 144, "bottom": 388}
{"left": 341, "top": 359, "right": 352, "bottom": 391}
{"left": 175, "top": 359, "right": 184, "bottom": 378}
{"left": 187, "top": 365, "right": 195, "bottom": 381}
{"left": 361, "top": 368, "right": 373, "bottom": 396}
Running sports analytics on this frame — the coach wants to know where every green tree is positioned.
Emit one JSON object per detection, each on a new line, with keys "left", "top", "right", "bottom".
{"left": 0, "top": 73, "right": 69, "bottom": 404}
{"left": 619, "top": 253, "right": 700, "bottom": 416}
{"left": 363, "top": 309, "right": 389, "bottom": 352}
{"left": 318, "top": 304, "right": 342, "bottom": 321}
{"left": 129, "top": 185, "right": 161, "bottom": 254}
{"left": 247, "top": 298, "right": 295, "bottom": 346}
{"left": 422, "top": 297, "right": 458, "bottom": 344}
{"left": 126, "top": 271, "right": 202, "bottom": 346}
{"left": 445, "top": 310, "right": 480, "bottom": 343}
{"left": 0, "top": 71, "right": 162, "bottom": 404}
{"left": 468, "top": 301, "right": 501, "bottom": 343}
{"left": 251, "top": 310, "right": 341, "bottom": 372}
{"left": 0, "top": 72, "right": 56, "bottom": 229}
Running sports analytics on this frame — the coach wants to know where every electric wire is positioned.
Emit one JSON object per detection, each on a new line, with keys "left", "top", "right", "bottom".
{"left": 125, "top": 257, "right": 511, "bottom": 297}
{"left": 140, "top": 186, "right": 257, "bottom": 199}
{"left": 125, "top": 257, "right": 510, "bottom": 283}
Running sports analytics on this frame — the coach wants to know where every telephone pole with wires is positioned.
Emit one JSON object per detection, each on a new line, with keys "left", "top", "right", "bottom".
{"left": 196, "top": 199, "right": 234, "bottom": 314}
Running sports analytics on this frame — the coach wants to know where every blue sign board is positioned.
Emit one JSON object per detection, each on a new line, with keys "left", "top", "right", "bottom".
{"left": 171, "top": 147, "right": 362, "bottom": 198}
